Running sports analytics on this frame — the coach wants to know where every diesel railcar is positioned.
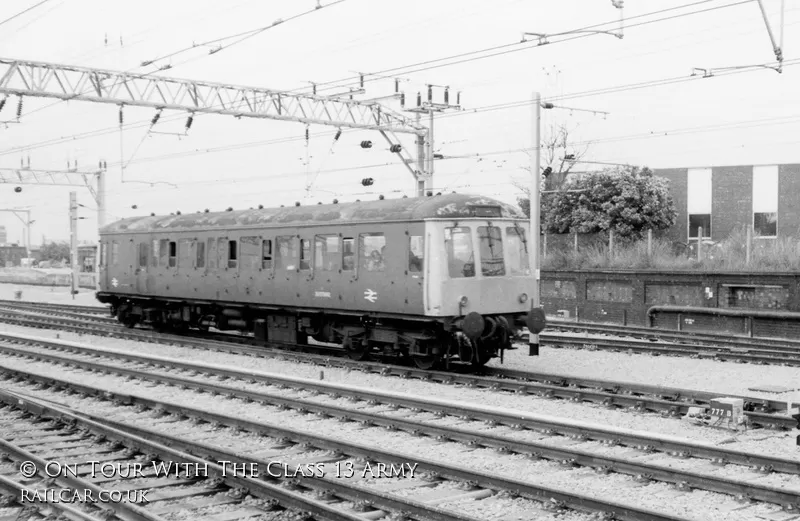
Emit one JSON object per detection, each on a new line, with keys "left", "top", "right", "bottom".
{"left": 96, "top": 194, "right": 541, "bottom": 368}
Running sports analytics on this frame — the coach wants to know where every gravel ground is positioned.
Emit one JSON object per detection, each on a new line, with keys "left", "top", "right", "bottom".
{"left": 4, "top": 329, "right": 799, "bottom": 463}
{"left": 0, "top": 358, "right": 794, "bottom": 521}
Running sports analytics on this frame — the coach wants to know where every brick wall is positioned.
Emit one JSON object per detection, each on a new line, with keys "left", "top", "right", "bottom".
{"left": 710, "top": 165, "right": 752, "bottom": 241}
{"left": 779, "top": 164, "right": 800, "bottom": 237}
{"left": 654, "top": 169, "right": 687, "bottom": 243}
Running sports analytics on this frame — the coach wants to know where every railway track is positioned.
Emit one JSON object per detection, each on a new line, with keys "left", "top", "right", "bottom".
{"left": 0, "top": 387, "right": 424, "bottom": 521}
{"left": 0, "top": 305, "right": 796, "bottom": 430}
{"left": 0, "top": 343, "right": 790, "bottom": 521}
{"left": 0, "top": 355, "right": 697, "bottom": 520}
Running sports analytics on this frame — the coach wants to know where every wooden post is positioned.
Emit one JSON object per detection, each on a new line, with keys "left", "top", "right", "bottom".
{"left": 573, "top": 232, "right": 578, "bottom": 253}
{"left": 697, "top": 227, "right": 704, "bottom": 261}
{"left": 647, "top": 229, "right": 653, "bottom": 257}
{"left": 746, "top": 224, "right": 752, "bottom": 265}
{"left": 543, "top": 233, "right": 547, "bottom": 257}
{"left": 608, "top": 229, "right": 614, "bottom": 254}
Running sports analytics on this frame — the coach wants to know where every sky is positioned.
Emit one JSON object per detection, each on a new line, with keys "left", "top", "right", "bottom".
{"left": 0, "top": 0, "right": 797, "bottom": 245}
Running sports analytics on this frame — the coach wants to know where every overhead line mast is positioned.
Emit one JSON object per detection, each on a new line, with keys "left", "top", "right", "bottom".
{"left": 0, "top": 57, "right": 432, "bottom": 196}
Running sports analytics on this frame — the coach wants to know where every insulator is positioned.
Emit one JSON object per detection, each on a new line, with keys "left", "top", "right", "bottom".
{"left": 312, "top": 84, "right": 317, "bottom": 95}
{"left": 119, "top": 106, "right": 124, "bottom": 125}
{"left": 185, "top": 115, "right": 194, "bottom": 130}
{"left": 389, "top": 144, "right": 402, "bottom": 153}
{"left": 305, "top": 128, "right": 309, "bottom": 141}
{"left": 457, "top": 92, "right": 461, "bottom": 105}
{"left": 334, "top": 130, "right": 342, "bottom": 141}
{"left": 103, "top": 161, "right": 107, "bottom": 169}
{"left": 0, "top": 97, "right": 6, "bottom": 112}
{"left": 360, "top": 140, "right": 373, "bottom": 149}
{"left": 416, "top": 92, "right": 421, "bottom": 107}
{"left": 394, "top": 79, "right": 399, "bottom": 93}
{"left": 543, "top": 167, "right": 553, "bottom": 177}
{"left": 360, "top": 75, "right": 364, "bottom": 88}
{"left": 444, "top": 88, "right": 449, "bottom": 104}
{"left": 361, "top": 178, "right": 374, "bottom": 186}
{"left": 151, "top": 112, "right": 161, "bottom": 125}
{"left": 16, "top": 96, "right": 23, "bottom": 118}
{"left": 400, "top": 93, "right": 405, "bottom": 107}
{"left": 427, "top": 85, "right": 432, "bottom": 102}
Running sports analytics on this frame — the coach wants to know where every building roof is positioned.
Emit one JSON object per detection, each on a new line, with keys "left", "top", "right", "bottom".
{"left": 100, "top": 194, "right": 524, "bottom": 234}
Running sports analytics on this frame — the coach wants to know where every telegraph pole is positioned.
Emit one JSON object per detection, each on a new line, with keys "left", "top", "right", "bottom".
{"left": 69, "top": 192, "right": 78, "bottom": 298}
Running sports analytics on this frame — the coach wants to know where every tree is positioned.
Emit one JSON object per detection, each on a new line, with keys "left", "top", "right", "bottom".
{"left": 515, "top": 122, "right": 588, "bottom": 216}
{"left": 40, "top": 241, "right": 71, "bottom": 262}
{"left": 542, "top": 166, "right": 677, "bottom": 239}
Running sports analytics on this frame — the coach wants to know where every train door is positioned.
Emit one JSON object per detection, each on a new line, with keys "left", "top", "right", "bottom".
{"left": 310, "top": 232, "right": 341, "bottom": 312}
{"left": 274, "top": 234, "right": 300, "bottom": 305}
{"left": 134, "top": 238, "right": 149, "bottom": 294}
{"left": 404, "top": 224, "right": 426, "bottom": 315}
{"left": 354, "top": 230, "right": 388, "bottom": 312}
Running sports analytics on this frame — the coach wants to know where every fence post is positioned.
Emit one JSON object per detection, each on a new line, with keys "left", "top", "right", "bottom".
{"left": 746, "top": 225, "right": 752, "bottom": 265}
{"left": 697, "top": 227, "right": 704, "bottom": 261}
{"left": 543, "top": 233, "right": 547, "bottom": 257}
{"left": 647, "top": 229, "right": 653, "bottom": 257}
{"left": 573, "top": 232, "right": 578, "bottom": 253}
{"left": 608, "top": 229, "right": 614, "bottom": 254}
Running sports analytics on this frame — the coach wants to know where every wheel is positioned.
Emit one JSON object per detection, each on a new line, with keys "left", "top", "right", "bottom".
{"left": 411, "top": 355, "right": 441, "bottom": 370}
{"left": 343, "top": 336, "right": 370, "bottom": 361}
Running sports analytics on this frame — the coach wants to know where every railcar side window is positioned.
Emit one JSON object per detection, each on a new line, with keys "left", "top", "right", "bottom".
{"left": 196, "top": 241, "right": 205, "bottom": 269}
{"left": 342, "top": 238, "right": 355, "bottom": 271}
{"left": 276, "top": 236, "right": 297, "bottom": 270}
{"left": 315, "top": 235, "right": 340, "bottom": 272}
{"left": 151, "top": 239, "right": 159, "bottom": 267}
{"left": 207, "top": 238, "right": 217, "bottom": 269}
{"left": 299, "top": 239, "right": 311, "bottom": 270}
{"left": 138, "top": 242, "right": 148, "bottom": 268}
{"left": 506, "top": 227, "right": 529, "bottom": 275}
{"left": 477, "top": 226, "right": 505, "bottom": 277}
{"left": 240, "top": 236, "right": 260, "bottom": 271}
{"left": 360, "top": 233, "right": 386, "bottom": 272}
{"left": 262, "top": 240, "right": 272, "bottom": 269}
{"left": 159, "top": 239, "right": 169, "bottom": 267}
{"left": 178, "top": 239, "right": 192, "bottom": 269}
{"left": 408, "top": 235, "right": 424, "bottom": 272}
{"left": 111, "top": 241, "right": 119, "bottom": 266}
{"left": 168, "top": 241, "right": 177, "bottom": 268}
{"left": 445, "top": 227, "right": 474, "bottom": 278}
{"left": 227, "top": 240, "right": 238, "bottom": 269}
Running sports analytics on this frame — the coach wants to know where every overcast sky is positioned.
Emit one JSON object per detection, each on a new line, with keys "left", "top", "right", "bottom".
{"left": 0, "top": 0, "right": 796, "bottom": 244}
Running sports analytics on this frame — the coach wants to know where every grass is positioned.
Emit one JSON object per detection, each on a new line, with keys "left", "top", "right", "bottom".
{"left": 542, "top": 226, "right": 800, "bottom": 271}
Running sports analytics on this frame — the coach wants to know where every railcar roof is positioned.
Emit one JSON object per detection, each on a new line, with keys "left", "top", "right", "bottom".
{"left": 100, "top": 193, "right": 524, "bottom": 234}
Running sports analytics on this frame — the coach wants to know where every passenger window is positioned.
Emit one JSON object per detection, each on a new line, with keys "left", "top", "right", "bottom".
{"left": 159, "top": 239, "right": 169, "bottom": 267}
{"left": 240, "top": 236, "right": 260, "bottom": 270}
{"left": 111, "top": 241, "right": 119, "bottom": 266}
{"left": 360, "top": 233, "right": 386, "bottom": 272}
{"left": 196, "top": 240, "right": 205, "bottom": 269}
{"left": 299, "top": 239, "right": 311, "bottom": 270}
{"left": 315, "top": 235, "right": 340, "bottom": 272}
{"left": 138, "top": 242, "right": 148, "bottom": 268}
{"left": 506, "top": 226, "right": 529, "bottom": 275}
{"left": 276, "top": 236, "right": 297, "bottom": 270}
{"left": 478, "top": 226, "right": 505, "bottom": 277}
{"left": 151, "top": 239, "right": 159, "bottom": 267}
{"left": 408, "top": 235, "right": 424, "bottom": 273}
{"left": 445, "top": 227, "right": 474, "bottom": 278}
{"left": 342, "top": 238, "right": 355, "bottom": 271}
{"left": 262, "top": 239, "right": 273, "bottom": 269}
{"left": 227, "top": 240, "right": 238, "bottom": 269}
{"left": 178, "top": 239, "right": 192, "bottom": 269}
{"left": 168, "top": 241, "right": 177, "bottom": 268}
{"left": 207, "top": 238, "right": 217, "bottom": 269}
